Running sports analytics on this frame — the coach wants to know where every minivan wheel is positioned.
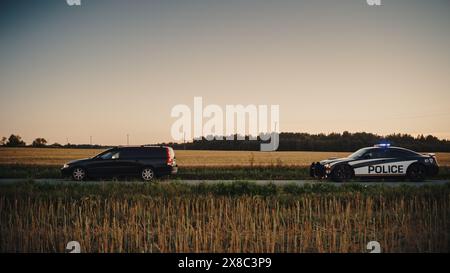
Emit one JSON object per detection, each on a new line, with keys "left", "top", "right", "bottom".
{"left": 72, "top": 167, "right": 86, "bottom": 181}
{"left": 141, "top": 168, "right": 155, "bottom": 181}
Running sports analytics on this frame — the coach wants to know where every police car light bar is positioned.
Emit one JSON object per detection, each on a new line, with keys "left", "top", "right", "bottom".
{"left": 374, "top": 143, "right": 391, "bottom": 148}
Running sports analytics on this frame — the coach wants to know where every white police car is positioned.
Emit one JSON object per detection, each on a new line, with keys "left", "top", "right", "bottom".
{"left": 310, "top": 144, "right": 439, "bottom": 182}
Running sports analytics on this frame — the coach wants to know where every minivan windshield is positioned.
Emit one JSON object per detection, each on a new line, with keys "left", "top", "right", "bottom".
{"left": 93, "top": 149, "right": 116, "bottom": 159}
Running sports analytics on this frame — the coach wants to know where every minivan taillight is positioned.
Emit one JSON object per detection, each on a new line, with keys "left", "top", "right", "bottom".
{"left": 166, "top": 147, "right": 174, "bottom": 166}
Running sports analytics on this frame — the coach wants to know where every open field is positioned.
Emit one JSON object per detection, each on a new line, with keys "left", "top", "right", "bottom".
{"left": 1, "top": 147, "right": 450, "bottom": 166}
{"left": 1, "top": 147, "right": 449, "bottom": 180}
{"left": 0, "top": 182, "right": 448, "bottom": 252}
{"left": 1, "top": 164, "right": 450, "bottom": 180}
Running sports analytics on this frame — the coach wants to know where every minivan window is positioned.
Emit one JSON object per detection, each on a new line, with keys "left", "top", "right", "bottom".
{"left": 99, "top": 151, "right": 115, "bottom": 160}
{"left": 120, "top": 149, "right": 137, "bottom": 159}
{"left": 120, "top": 147, "right": 166, "bottom": 159}
{"left": 111, "top": 152, "right": 120, "bottom": 159}
{"left": 148, "top": 148, "right": 166, "bottom": 157}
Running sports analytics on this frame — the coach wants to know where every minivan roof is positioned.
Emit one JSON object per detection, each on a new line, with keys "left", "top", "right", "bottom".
{"left": 114, "top": 145, "right": 171, "bottom": 149}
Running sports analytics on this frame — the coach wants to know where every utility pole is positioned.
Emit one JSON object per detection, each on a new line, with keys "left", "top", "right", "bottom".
{"left": 90, "top": 136, "right": 92, "bottom": 146}
{"left": 127, "top": 134, "right": 129, "bottom": 146}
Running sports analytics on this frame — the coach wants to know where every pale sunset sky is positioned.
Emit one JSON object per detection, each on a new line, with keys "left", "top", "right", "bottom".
{"left": 1, "top": 0, "right": 449, "bottom": 145}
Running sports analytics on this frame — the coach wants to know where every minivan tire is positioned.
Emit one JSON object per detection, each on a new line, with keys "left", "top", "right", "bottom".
{"left": 72, "top": 167, "right": 87, "bottom": 181}
{"left": 141, "top": 167, "right": 155, "bottom": 181}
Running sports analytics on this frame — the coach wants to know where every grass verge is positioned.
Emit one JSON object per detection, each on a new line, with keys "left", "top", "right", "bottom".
{"left": 1, "top": 164, "right": 449, "bottom": 180}
{"left": 0, "top": 182, "right": 448, "bottom": 253}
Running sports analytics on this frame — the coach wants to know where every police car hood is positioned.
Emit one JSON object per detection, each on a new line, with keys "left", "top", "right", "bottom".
{"left": 319, "top": 157, "right": 352, "bottom": 165}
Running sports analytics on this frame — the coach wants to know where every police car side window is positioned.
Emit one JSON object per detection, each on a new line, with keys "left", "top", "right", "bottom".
{"left": 361, "top": 151, "right": 372, "bottom": 159}
{"left": 362, "top": 149, "right": 381, "bottom": 159}
{"left": 388, "top": 149, "right": 415, "bottom": 158}
{"left": 385, "top": 149, "right": 397, "bottom": 158}
{"left": 377, "top": 149, "right": 389, "bottom": 158}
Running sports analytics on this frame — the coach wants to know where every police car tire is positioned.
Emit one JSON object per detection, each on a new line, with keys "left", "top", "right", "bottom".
{"left": 331, "top": 165, "right": 353, "bottom": 182}
{"left": 407, "top": 163, "right": 426, "bottom": 182}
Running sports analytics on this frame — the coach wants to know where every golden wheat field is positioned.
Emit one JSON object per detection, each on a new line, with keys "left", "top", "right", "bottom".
{"left": 1, "top": 192, "right": 448, "bottom": 253}
{"left": 1, "top": 147, "right": 449, "bottom": 166}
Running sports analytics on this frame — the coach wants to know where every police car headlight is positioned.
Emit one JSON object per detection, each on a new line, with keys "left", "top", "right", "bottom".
{"left": 63, "top": 164, "right": 70, "bottom": 169}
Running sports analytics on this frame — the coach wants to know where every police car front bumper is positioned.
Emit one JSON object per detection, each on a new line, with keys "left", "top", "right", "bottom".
{"left": 310, "top": 162, "right": 330, "bottom": 178}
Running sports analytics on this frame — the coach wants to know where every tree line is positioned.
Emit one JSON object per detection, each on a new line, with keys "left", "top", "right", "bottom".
{"left": 162, "top": 132, "right": 450, "bottom": 152}
{"left": 2, "top": 132, "right": 450, "bottom": 152}
{"left": 0, "top": 134, "right": 105, "bottom": 149}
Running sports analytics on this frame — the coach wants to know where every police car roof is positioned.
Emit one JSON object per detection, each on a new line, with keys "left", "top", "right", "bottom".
{"left": 370, "top": 146, "right": 422, "bottom": 155}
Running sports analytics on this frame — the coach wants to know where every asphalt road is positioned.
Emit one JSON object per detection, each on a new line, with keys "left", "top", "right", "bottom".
{"left": 0, "top": 178, "right": 448, "bottom": 187}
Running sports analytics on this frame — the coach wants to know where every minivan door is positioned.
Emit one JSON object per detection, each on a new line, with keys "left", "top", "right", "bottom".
{"left": 87, "top": 150, "right": 121, "bottom": 177}
{"left": 115, "top": 148, "right": 142, "bottom": 176}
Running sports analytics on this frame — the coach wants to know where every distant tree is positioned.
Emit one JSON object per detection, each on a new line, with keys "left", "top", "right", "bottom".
{"left": 0, "top": 136, "right": 6, "bottom": 146}
{"left": 6, "top": 134, "right": 26, "bottom": 147}
{"left": 49, "top": 142, "right": 62, "bottom": 148}
{"left": 32, "top": 138, "right": 48, "bottom": 147}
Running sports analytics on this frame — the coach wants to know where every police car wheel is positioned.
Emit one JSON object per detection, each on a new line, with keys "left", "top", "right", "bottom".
{"left": 407, "top": 163, "right": 426, "bottom": 182}
{"left": 331, "top": 165, "right": 353, "bottom": 182}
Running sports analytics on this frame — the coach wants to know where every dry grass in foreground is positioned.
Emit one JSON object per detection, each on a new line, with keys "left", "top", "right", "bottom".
{"left": 0, "top": 183, "right": 448, "bottom": 253}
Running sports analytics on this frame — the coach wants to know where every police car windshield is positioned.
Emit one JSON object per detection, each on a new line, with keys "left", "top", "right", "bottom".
{"left": 348, "top": 148, "right": 370, "bottom": 159}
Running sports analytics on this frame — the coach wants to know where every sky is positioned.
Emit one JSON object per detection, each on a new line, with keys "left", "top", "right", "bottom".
{"left": 1, "top": 0, "right": 449, "bottom": 145}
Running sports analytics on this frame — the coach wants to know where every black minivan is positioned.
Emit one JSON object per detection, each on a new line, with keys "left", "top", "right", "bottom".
{"left": 61, "top": 146, "right": 177, "bottom": 181}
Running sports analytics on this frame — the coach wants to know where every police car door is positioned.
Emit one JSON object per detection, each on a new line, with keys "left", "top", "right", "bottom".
{"left": 382, "top": 149, "right": 418, "bottom": 176}
{"left": 352, "top": 148, "right": 390, "bottom": 177}
{"left": 353, "top": 148, "right": 412, "bottom": 177}
{"left": 368, "top": 149, "right": 406, "bottom": 176}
